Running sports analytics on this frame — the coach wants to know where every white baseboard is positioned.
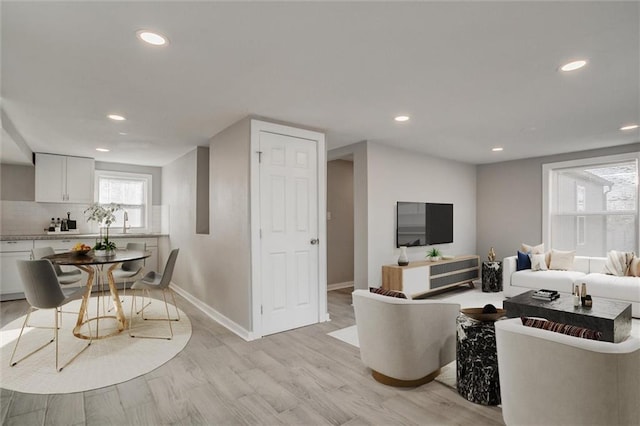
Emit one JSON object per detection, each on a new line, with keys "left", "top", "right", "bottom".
{"left": 327, "top": 281, "right": 354, "bottom": 291}
{"left": 170, "top": 282, "right": 259, "bottom": 342}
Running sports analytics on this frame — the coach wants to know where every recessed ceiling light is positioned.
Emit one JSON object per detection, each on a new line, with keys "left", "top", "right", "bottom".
{"left": 96, "top": 148, "right": 110, "bottom": 152}
{"left": 492, "top": 147, "right": 504, "bottom": 152}
{"left": 394, "top": 115, "right": 410, "bottom": 122}
{"left": 559, "top": 60, "right": 587, "bottom": 72}
{"left": 136, "top": 30, "right": 168, "bottom": 46}
{"left": 118, "top": 132, "right": 128, "bottom": 135}
{"left": 107, "top": 114, "right": 126, "bottom": 121}
{"left": 620, "top": 124, "right": 639, "bottom": 131}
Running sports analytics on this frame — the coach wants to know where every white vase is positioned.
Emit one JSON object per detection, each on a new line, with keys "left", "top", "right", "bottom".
{"left": 94, "top": 249, "right": 115, "bottom": 257}
{"left": 398, "top": 246, "right": 409, "bottom": 266}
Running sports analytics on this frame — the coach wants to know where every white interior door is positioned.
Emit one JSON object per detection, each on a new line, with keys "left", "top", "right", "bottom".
{"left": 259, "top": 131, "right": 319, "bottom": 335}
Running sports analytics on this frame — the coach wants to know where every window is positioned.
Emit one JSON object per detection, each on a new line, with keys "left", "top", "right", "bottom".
{"left": 95, "top": 170, "right": 152, "bottom": 232}
{"left": 543, "top": 153, "right": 639, "bottom": 256}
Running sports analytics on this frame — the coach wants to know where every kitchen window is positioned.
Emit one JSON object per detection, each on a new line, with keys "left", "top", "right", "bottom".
{"left": 95, "top": 171, "right": 152, "bottom": 232}
{"left": 543, "top": 153, "right": 639, "bottom": 256}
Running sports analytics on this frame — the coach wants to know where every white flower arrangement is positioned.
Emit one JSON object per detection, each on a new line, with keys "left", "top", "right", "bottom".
{"left": 84, "top": 202, "right": 121, "bottom": 250}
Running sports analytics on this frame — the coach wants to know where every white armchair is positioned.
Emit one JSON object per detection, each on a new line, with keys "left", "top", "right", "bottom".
{"left": 352, "top": 289, "right": 460, "bottom": 387}
{"left": 495, "top": 318, "right": 640, "bottom": 426}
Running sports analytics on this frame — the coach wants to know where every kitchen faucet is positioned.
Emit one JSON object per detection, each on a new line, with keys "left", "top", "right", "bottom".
{"left": 123, "top": 211, "right": 128, "bottom": 233}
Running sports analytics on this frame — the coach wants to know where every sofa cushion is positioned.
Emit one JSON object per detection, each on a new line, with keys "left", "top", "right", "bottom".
{"left": 516, "top": 251, "right": 531, "bottom": 271}
{"left": 369, "top": 287, "right": 407, "bottom": 299}
{"left": 521, "top": 317, "right": 602, "bottom": 340}
{"left": 530, "top": 253, "right": 548, "bottom": 271}
{"left": 579, "top": 273, "right": 640, "bottom": 303}
{"left": 603, "top": 250, "right": 634, "bottom": 276}
{"left": 511, "top": 269, "right": 586, "bottom": 293}
{"left": 549, "top": 249, "right": 575, "bottom": 271}
{"left": 521, "top": 243, "right": 544, "bottom": 254}
{"left": 627, "top": 257, "right": 640, "bottom": 277}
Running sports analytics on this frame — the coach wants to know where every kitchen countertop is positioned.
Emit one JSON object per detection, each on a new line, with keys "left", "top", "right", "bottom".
{"left": 1, "top": 233, "right": 168, "bottom": 241}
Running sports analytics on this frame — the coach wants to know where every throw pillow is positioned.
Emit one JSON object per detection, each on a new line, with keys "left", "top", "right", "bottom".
{"left": 603, "top": 250, "right": 634, "bottom": 276}
{"left": 530, "top": 253, "right": 548, "bottom": 271}
{"left": 521, "top": 243, "right": 544, "bottom": 254}
{"left": 627, "top": 256, "right": 640, "bottom": 277}
{"left": 521, "top": 317, "right": 602, "bottom": 340}
{"left": 516, "top": 250, "right": 532, "bottom": 271}
{"left": 369, "top": 287, "right": 407, "bottom": 299}
{"left": 549, "top": 249, "right": 575, "bottom": 270}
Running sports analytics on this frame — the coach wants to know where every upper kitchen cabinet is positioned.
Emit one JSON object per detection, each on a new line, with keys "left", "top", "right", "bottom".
{"left": 35, "top": 153, "right": 95, "bottom": 203}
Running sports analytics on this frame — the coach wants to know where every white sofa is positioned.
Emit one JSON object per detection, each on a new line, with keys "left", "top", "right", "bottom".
{"left": 352, "top": 289, "right": 459, "bottom": 387}
{"left": 495, "top": 318, "right": 640, "bottom": 426}
{"left": 503, "top": 255, "right": 640, "bottom": 318}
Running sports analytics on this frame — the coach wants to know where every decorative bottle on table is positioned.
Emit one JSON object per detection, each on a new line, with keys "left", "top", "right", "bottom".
{"left": 398, "top": 246, "right": 409, "bottom": 266}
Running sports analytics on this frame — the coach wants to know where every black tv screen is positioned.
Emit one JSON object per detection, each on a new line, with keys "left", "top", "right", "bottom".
{"left": 396, "top": 202, "right": 427, "bottom": 247}
{"left": 426, "top": 203, "right": 454, "bottom": 245}
{"left": 396, "top": 202, "right": 453, "bottom": 247}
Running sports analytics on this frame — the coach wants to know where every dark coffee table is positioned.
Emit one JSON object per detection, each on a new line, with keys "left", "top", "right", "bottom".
{"left": 503, "top": 290, "right": 632, "bottom": 343}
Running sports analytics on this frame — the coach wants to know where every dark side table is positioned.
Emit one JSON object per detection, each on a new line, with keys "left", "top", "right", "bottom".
{"left": 482, "top": 261, "right": 502, "bottom": 292}
{"left": 456, "top": 314, "right": 501, "bottom": 406}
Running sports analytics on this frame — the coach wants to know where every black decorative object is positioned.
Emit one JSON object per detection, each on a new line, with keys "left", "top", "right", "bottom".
{"left": 483, "top": 304, "right": 497, "bottom": 314}
{"left": 456, "top": 314, "right": 501, "bottom": 406}
{"left": 481, "top": 261, "right": 502, "bottom": 292}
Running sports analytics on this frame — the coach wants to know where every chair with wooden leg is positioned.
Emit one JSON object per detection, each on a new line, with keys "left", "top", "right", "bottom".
{"left": 128, "top": 248, "right": 180, "bottom": 340}
{"left": 10, "top": 259, "right": 92, "bottom": 372}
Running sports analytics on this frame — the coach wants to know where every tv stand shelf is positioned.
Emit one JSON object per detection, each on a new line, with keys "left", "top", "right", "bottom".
{"left": 382, "top": 255, "right": 480, "bottom": 298}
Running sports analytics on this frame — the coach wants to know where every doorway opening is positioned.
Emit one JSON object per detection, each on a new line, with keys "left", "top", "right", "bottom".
{"left": 327, "top": 158, "right": 354, "bottom": 292}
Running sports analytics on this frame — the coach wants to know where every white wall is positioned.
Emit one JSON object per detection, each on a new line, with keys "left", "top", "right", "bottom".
{"left": 366, "top": 142, "right": 477, "bottom": 286}
{"left": 328, "top": 141, "right": 477, "bottom": 290}
{"left": 162, "top": 148, "right": 202, "bottom": 301}
{"left": 162, "top": 119, "right": 252, "bottom": 334}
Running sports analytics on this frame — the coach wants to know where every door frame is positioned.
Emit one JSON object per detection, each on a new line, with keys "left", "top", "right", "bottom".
{"left": 250, "top": 119, "right": 328, "bottom": 339}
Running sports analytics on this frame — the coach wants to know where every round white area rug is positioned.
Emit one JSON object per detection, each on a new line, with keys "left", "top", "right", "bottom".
{"left": 0, "top": 295, "right": 191, "bottom": 394}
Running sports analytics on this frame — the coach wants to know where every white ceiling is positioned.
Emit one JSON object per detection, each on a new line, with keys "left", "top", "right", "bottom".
{"left": 1, "top": 1, "right": 638, "bottom": 167}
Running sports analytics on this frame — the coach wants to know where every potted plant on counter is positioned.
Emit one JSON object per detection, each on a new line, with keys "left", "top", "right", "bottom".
{"left": 85, "top": 202, "right": 121, "bottom": 256}
{"left": 426, "top": 247, "right": 442, "bottom": 261}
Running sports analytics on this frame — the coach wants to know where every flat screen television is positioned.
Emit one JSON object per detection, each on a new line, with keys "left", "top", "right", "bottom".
{"left": 396, "top": 202, "right": 453, "bottom": 247}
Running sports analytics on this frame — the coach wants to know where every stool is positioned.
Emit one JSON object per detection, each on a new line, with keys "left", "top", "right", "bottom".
{"left": 456, "top": 314, "right": 501, "bottom": 405}
{"left": 482, "top": 261, "right": 502, "bottom": 292}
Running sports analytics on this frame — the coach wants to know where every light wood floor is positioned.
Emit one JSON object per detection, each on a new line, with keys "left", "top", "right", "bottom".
{"left": 0, "top": 289, "right": 504, "bottom": 425}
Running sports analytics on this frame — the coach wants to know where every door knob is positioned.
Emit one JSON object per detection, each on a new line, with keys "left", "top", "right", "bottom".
{"left": 310, "top": 238, "right": 319, "bottom": 245}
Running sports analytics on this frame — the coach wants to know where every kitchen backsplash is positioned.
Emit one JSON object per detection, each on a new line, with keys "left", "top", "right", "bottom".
{"left": 0, "top": 201, "right": 167, "bottom": 235}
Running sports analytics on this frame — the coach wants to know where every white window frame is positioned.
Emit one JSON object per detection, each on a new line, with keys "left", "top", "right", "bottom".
{"left": 542, "top": 152, "right": 640, "bottom": 254}
{"left": 577, "top": 215, "right": 586, "bottom": 246}
{"left": 94, "top": 170, "right": 152, "bottom": 233}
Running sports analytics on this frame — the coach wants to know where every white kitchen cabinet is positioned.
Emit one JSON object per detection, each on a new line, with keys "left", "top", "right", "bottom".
{"left": 0, "top": 240, "right": 34, "bottom": 300}
{"left": 35, "top": 153, "right": 95, "bottom": 203}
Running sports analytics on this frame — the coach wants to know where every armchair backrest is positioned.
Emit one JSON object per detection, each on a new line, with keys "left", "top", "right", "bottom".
{"left": 495, "top": 318, "right": 640, "bottom": 426}
{"left": 352, "top": 289, "right": 460, "bottom": 381}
